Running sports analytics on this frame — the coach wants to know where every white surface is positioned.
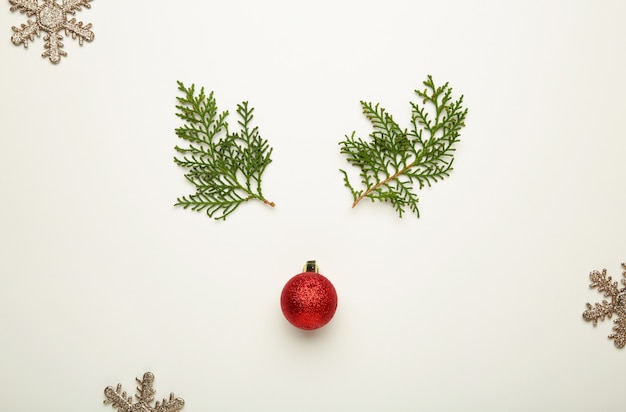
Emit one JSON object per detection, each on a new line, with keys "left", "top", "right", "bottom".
{"left": 1, "top": 0, "right": 626, "bottom": 410}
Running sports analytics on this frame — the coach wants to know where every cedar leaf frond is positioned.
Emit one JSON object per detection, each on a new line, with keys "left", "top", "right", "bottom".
{"left": 174, "top": 81, "right": 275, "bottom": 220}
{"left": 339, "top": 75, "right": 468, "bottom": 218}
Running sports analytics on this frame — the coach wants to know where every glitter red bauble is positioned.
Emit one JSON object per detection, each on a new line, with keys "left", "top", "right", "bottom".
{"left": 280, "top": 272, "right": 338, "bottom": 330}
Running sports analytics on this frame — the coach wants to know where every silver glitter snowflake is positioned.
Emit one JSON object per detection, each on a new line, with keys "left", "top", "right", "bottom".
{"left": 582, "top": 263, "right": 626, "bottom": 348}
{"left": 104, "top": 372, "right": 185, "bottom": 412}
{"left": 9, "top": 0, "right": 94, "bottom": 64}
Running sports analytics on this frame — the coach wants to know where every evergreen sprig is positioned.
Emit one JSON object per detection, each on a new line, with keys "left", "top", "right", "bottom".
{"left": 339, "top": 75, "right": 468, "bottom": 218}
{"left": 174, "top": 81, "right": 275, "bottom": 220}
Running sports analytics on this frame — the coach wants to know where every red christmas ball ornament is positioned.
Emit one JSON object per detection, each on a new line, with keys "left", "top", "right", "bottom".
{"left": 280, "top": 261, "right": 338, "bottom": 330}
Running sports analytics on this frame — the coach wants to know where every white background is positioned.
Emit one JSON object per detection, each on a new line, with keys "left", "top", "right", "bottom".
{"left": 1, "top": 0, "right": 625, "bottom": 411}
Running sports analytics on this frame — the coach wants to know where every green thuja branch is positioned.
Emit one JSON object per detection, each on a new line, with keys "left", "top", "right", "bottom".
{"left": 339, "top": 75, "right": 468, "bottom": 218}
{"left": 174, "top": 81, "right": 275, "bottom": 220}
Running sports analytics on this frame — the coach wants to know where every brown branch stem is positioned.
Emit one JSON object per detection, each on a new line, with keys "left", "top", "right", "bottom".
{"left": 352, "top": 162, "right": 413, "bottom": 208}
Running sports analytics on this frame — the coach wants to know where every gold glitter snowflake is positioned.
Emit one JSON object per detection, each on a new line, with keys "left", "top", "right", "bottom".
{"left": 582, "top": 263, "right": 626, "bottom": 348}
{"left": 9, "top": 0, "right": 94, "bottom": 64}
{"left": 104, "top": 372, "right": 185, "bottom": 412}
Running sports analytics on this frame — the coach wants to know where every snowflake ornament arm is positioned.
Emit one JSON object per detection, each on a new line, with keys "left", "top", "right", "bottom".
{"left": 9, "top": 0, "right": 94, "bottom": 64}
{"left": 174, "top": 81, "right": 276, "bottom": 220}
{"left": 582, "top": 263, "right": 626, "bottom": 348}
{"left": 609, "top": 312, "right": 626, "bottom": 348}
{"left": 104, "top": 372, "right": 184, "bottom": 412}
{"left": 339, "top": 75, "right": 468, "bottom": 218}
{"left": 9, "top": 0, "right": 39, "bottom": 47}
{"left": 8, "top": 0, "right": 37, "bottom": 14}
